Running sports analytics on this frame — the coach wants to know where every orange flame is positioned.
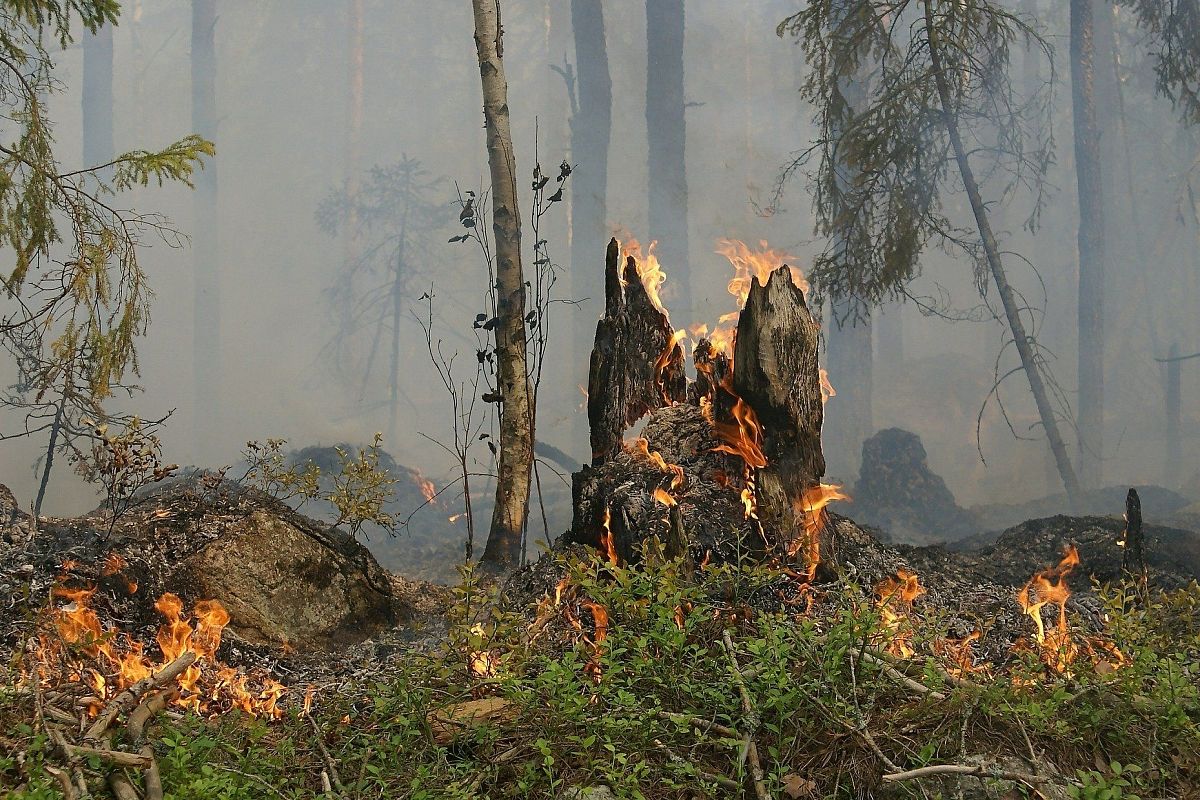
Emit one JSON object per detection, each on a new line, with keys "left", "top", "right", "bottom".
{"left": 415, "top": 472, "right": 437, "bottom": 505}
{"left": 653, "top": 487, "right": 677, "bottom": 507}
{"left": 874, "top": 570, "right": 925, "bottom": 659}
{"left": 791, "top": 483, "right": 850, "bottom": 580}
{"left": 1017, "top": 545, "right": 1081, "bottom": 672}
{"left": 38, "top": 583, "right": 285, "bottom": 718}
{"left": 621, "top": 238, "right": 669, "bottom": 316}
{"left": 819, "top": 368, "right": 835, "bottom": 406}
{"left": 705, "top": 377, "right": 767, "bottom": 470}
{"left": 654, "top": 329, "right": 687, "bottom": 404}
{"left": 599, "top": 506, "right": 619, "bottom": 565}
{"left": 934, "top": 630, "right": 982, "bottom": 677}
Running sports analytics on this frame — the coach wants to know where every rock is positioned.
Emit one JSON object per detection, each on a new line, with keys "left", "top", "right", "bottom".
{"left": 177, "top": 509, "right": 397, "bottom": 651}
{"left": 853, "top": 428, "right": 979, "bottom": 545}
{"left": 0, "top": 475, "right": 442, "bottom": 657}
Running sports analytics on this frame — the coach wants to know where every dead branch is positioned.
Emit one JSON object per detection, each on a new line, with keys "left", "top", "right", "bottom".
{"left": 721, "top": 630, "right": 770, "bottom": 800}
{"left": 141, "top": 745, "right": 163, "bottom": 800}
{"left": 125, "top": 688, "right": 178, "bottom": 744}
{"left": 61, "top": 743, "right": 152, "bottom": 768}
{"left": 854, "top": 649, "right": 947, "bottom": 702}
{"left": 882, "top": 761, "right": 1055, "bottom": 788}
{"left": 107, "top": 772, "right": 140, "bottom": 800}
{"left": 84, "top": 651, "right": 196, "bottom": 744}
{"left": 307, "top": 711, "right": 346, "bottom": 797}
{"left": 654, "top": 710, "right": 742, "bottom": 741}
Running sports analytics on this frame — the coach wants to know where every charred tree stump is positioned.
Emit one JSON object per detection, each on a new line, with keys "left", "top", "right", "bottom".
{"left": 1121, "top": 488, "right": 1146, "bottom": 589}
{"left": 731, "top": 267, "right": 825, "bottom": 553}
{"left": 588, "top": 237, "right": 686, "bottom": 464}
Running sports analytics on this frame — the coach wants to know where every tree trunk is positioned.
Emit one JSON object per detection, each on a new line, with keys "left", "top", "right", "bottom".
{"left": 1071, "top": 0, "right": 1106, "bottom": 489}
{"left": 191, "top": 0, "right": 220, "bottom": 463}
{"left": 344, "top": 0, "right": 364, "bottom": 333}
{"left": 875, "top": 300, "right": 903, "bottom": 373}
{"left": 924, "top": 0, "right": 1083, "bottom": 510}
{"left": 472, "top": 0, "right": 534, "bottom": 572}
{"left": 645, "top": 0, "right": 689, "bottom": 316}
{"left": 569, "top": 0, "right": 612, "bottom": 450}
{"left": 732, "top": 268, "right": 825, "bottom": 543}
{"left": 823, "top": 307, "right": 873, "bottom": 483}
{"left": 588, "top": 239, "right": 686, "bottom": 464}
{"left": 82, "top": 21, "right": 113, "bottom": 168}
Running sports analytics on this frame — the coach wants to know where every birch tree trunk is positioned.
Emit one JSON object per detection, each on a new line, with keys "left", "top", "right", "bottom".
{"left": 1071, "top": 0, "right": 1107, "bottom": 489}
{"left": 923, "top": 0, "right": 1083, "bottom": 510}
{"left": 472, "top": 0, "right": 534, "bottom": 571}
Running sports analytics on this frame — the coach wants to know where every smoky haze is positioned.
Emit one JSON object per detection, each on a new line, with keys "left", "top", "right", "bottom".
{"left": 2, "top": 1, "right": 1197, "bottom": 571}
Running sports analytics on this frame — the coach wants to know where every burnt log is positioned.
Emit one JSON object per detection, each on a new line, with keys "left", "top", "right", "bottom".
{"left": 588, "top": 238, "right": 686, "bottom": 464}
{"left": 731, "top": 266, "right": 825, "bottom": 551}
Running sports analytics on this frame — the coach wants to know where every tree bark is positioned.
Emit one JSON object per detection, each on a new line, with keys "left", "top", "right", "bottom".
{"left": 1071, "top": 0, "right": 1107, "bottom": 489}
{"left": 588, "top": 238, "right": 686, "bottom": 464}
{"left": 645, "top": 0, "right": 690, "bottom": 316}
{"left": 732, "top": 267, "right": 825, "bottom": 542}
{"left": 569, "top": 0, "right": 612, "bottom": 449}
{"left": 472, "top": 0, "right": 534, "bottom": 572}
{"left": 924, "top": 0, "right": 1083, "bottom": 510}
{"left": 191, "top": 0, "right": 220, "bottom": 463}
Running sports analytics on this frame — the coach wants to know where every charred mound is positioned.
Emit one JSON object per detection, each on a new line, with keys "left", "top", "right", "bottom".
{"left": 0, "top": 476, "right": 451, "bottom": 659}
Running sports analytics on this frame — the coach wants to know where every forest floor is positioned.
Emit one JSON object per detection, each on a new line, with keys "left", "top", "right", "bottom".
{"left": 3, "top": 542, "right": 1199, "bottom": 800}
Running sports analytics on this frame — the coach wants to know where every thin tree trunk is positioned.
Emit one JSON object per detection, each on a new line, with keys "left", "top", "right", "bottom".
{"left": 569, "top": 0, "right": 611, "bottom": 451}
{"left": 645, "top": 0, "right": 689, "bottom": 315}
{"left": 82, "top": 22, "right": 113, "bottom": 168}
{"left": 924, "top": 0, "right": 1083, "bottom": 510}
{"left": 472, "top": 0, "right": 534, "bottom": 572}
{"left": 344, "top": 0, "right": 364, "bottom": 312}
{"left": 823, "top": 308, "right": 872, "bottom": 482}
{"left": 387, "top": 221, "right": 407, "bottom": 443}
{"left": 34, "top": 391, "right": 67, "bottom": 518}
{"left": 191, "top": 0, "right": 220, "bottom": 463}
{"left": 1071, "top": 0, "right": 1106, "bottom": 489}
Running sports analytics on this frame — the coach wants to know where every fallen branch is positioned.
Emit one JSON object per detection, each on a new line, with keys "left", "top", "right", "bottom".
{"left": 61, "top": 743, "right": 152, "bottom": 768}
{"left": 84, "top": 651, "right": 197, "bottom": 744}
{"left": 721, "top": 630, "right": 770, "bottom": 800}
{"left": 854, "top": 649, "right": 947, "bottom": 702}
{"left": 126, "top": 688, "right": 178, "bottom": 744}
{"left": 141, "top": 745, "right": 163, "bottom": 800}
{"left": 307, "top": 711, "right": 346, "bottom": 797}
{"left": 654, "top": 710, "right": 742, "bottom": 741}
{"left": 106, "top": 771, "right": 140, "bottom": 800}
{"left": 882, "top": 761, "right": 1055, "bottom": 788}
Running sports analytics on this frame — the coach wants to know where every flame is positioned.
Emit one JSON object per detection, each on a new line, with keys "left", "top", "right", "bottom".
{"left": 621, "top": 238, "right": 669, "bottom": 315}
{"left": 874, "top": 570, "right": 925, "bottom": 659}
{"left": 599, "top": 506, "right": 619, "bottom": 565}
{"left": 448, "top": 513, "right": 464, "bottom": 523}
{"left": 934, "top": 630, "right": 982, "bottom": 677}
{"left": 580, "top": 601, "right": 609, "bottom": 683}
{"left": 654, "top": 329, "right": 687, "bottom": 403}
{"left": 37, "top": 582, "right": 285, "bottom": 718}
{"left": 1017, "top": 545, "right": 1081, "bottom": 672}
{"left": 631, "top": 437, "right": 685, "bottom": 494}
{"left": 702, "top": 239, "right": 808, "bottom": 357}
{"left": 415, "top": 472, "right": 437, "bottom": 505}
{"left": 467, "top": 623, "right": 496, "bottom": 678}
{"left": 790, "top": 483, "right": 850, "bottom": 580}
{"left": 653, "top": 487, "right": 677, "bottom": 507}
{"left": 101, "top": 554, "right": 127, "bottom": 577}
{"left": 819, "top": 368, "right": 836, "bottom": 406}
{"left": 705, "top": 377, "right": 767, "bottom": 470}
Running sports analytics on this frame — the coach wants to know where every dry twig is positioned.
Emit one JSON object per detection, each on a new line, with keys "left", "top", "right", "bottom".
{"left": 721, "top": 630, "right": 770, "bottom": 800}
{"left": 84, "top": 651, "right": 196, "bottom": 744}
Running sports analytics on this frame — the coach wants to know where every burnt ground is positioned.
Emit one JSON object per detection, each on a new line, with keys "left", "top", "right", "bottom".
{"left": 2, "top": 471, "right": 1199, "bottom": 686}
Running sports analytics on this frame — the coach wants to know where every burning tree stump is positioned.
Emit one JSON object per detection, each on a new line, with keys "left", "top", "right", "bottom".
{"left": 571, "top": 245, "right": 829, "bottom": 570}
{"left": 731, "top": 265, "right": 825, "bottom": 554}
{"left": 588, "top": 238, "right": 686, "bottom": 464}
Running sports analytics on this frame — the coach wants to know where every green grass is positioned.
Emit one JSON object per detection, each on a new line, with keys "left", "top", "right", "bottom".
{"left": 3, "top": 551, "right": 1199, "bottom": 799}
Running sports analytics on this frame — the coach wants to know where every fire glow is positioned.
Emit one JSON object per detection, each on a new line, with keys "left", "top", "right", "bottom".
{"left": 1017, "top": 545, "right": 1082, "bottom": 672}
{"left": 874, "top": 570, "right": 925, "bottom": 659}
{"left": 36, "top": 580, "right": 285, "bottom": 719}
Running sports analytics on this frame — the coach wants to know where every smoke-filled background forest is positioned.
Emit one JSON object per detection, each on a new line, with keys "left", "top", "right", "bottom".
{"left": 2, "top": 0, "right": 1198, "bottom": 573}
